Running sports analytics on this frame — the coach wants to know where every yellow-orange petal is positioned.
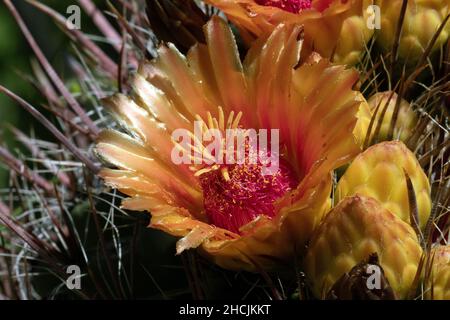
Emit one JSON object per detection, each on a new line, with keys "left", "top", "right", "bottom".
{"left": 204, "top": 16, "right": 249, "bottom": 116}
{"left": 95, "top": 130, "right": 202, "bottom": 208}
{"left": 287, "top": 56, "right": 361, "bottom": 180}
{"left": 143, "top": 43, "right": 213, "bottom": 120}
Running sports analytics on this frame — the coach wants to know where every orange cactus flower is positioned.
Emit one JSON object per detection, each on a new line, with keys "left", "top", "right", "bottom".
{"left": 205, "top": 0, "right": 375, "bottom": 64}
{"left": 95, "top": 16, "right": 362, "bottom": 271}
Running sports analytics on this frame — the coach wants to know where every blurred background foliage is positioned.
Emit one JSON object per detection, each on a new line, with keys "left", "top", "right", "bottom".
{"left": 0, "top": 0, "right": 104, "bottom": 188}
{"left": 0, "top": 0, "right": 196, "bottom": 300}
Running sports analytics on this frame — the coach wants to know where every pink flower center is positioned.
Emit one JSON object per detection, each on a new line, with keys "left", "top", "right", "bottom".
{"left": 200, "top": 158, "right": 298, "bottom": 234}
{"left": 255, "top": 0, "right": 312, "bottom": 13}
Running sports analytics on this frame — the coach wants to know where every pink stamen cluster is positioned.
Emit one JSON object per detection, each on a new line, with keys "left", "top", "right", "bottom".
{"left": 255, "top": 0, "right": 312, "bottom": 13}
{"left": 200, "top": 159, "right": 298, "bottom": 234}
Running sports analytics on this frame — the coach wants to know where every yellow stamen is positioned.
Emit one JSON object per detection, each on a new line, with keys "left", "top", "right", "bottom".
{"left": 195, "top": 165, "right": 220, "bottom": 177}
{"left": 226, "top": 111, "right": 235, "bottom": 129}
{"left": 221, "top": 167, "right": 231, "bottom": 181}
{"left": 232, "top": 112, "right": 243, "bottom": 129}
{"left": 218, "top": 106, "right": 225, "bottom": 131}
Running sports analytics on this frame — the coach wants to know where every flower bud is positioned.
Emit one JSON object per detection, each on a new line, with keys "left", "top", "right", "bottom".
{"left": 336, "top": 141, "right": 431, "bottom": 230}
{"left": 427, "top": 246, "right": 450, "bottom": 300}
{"left": 367, "top": 91, "right": 417, "bottom": 142}
{"left": 376, "top": 0, "right": 450, "bottom": 61}
{"left": 305, "top": 195, "right": 423, "bottom": 299}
